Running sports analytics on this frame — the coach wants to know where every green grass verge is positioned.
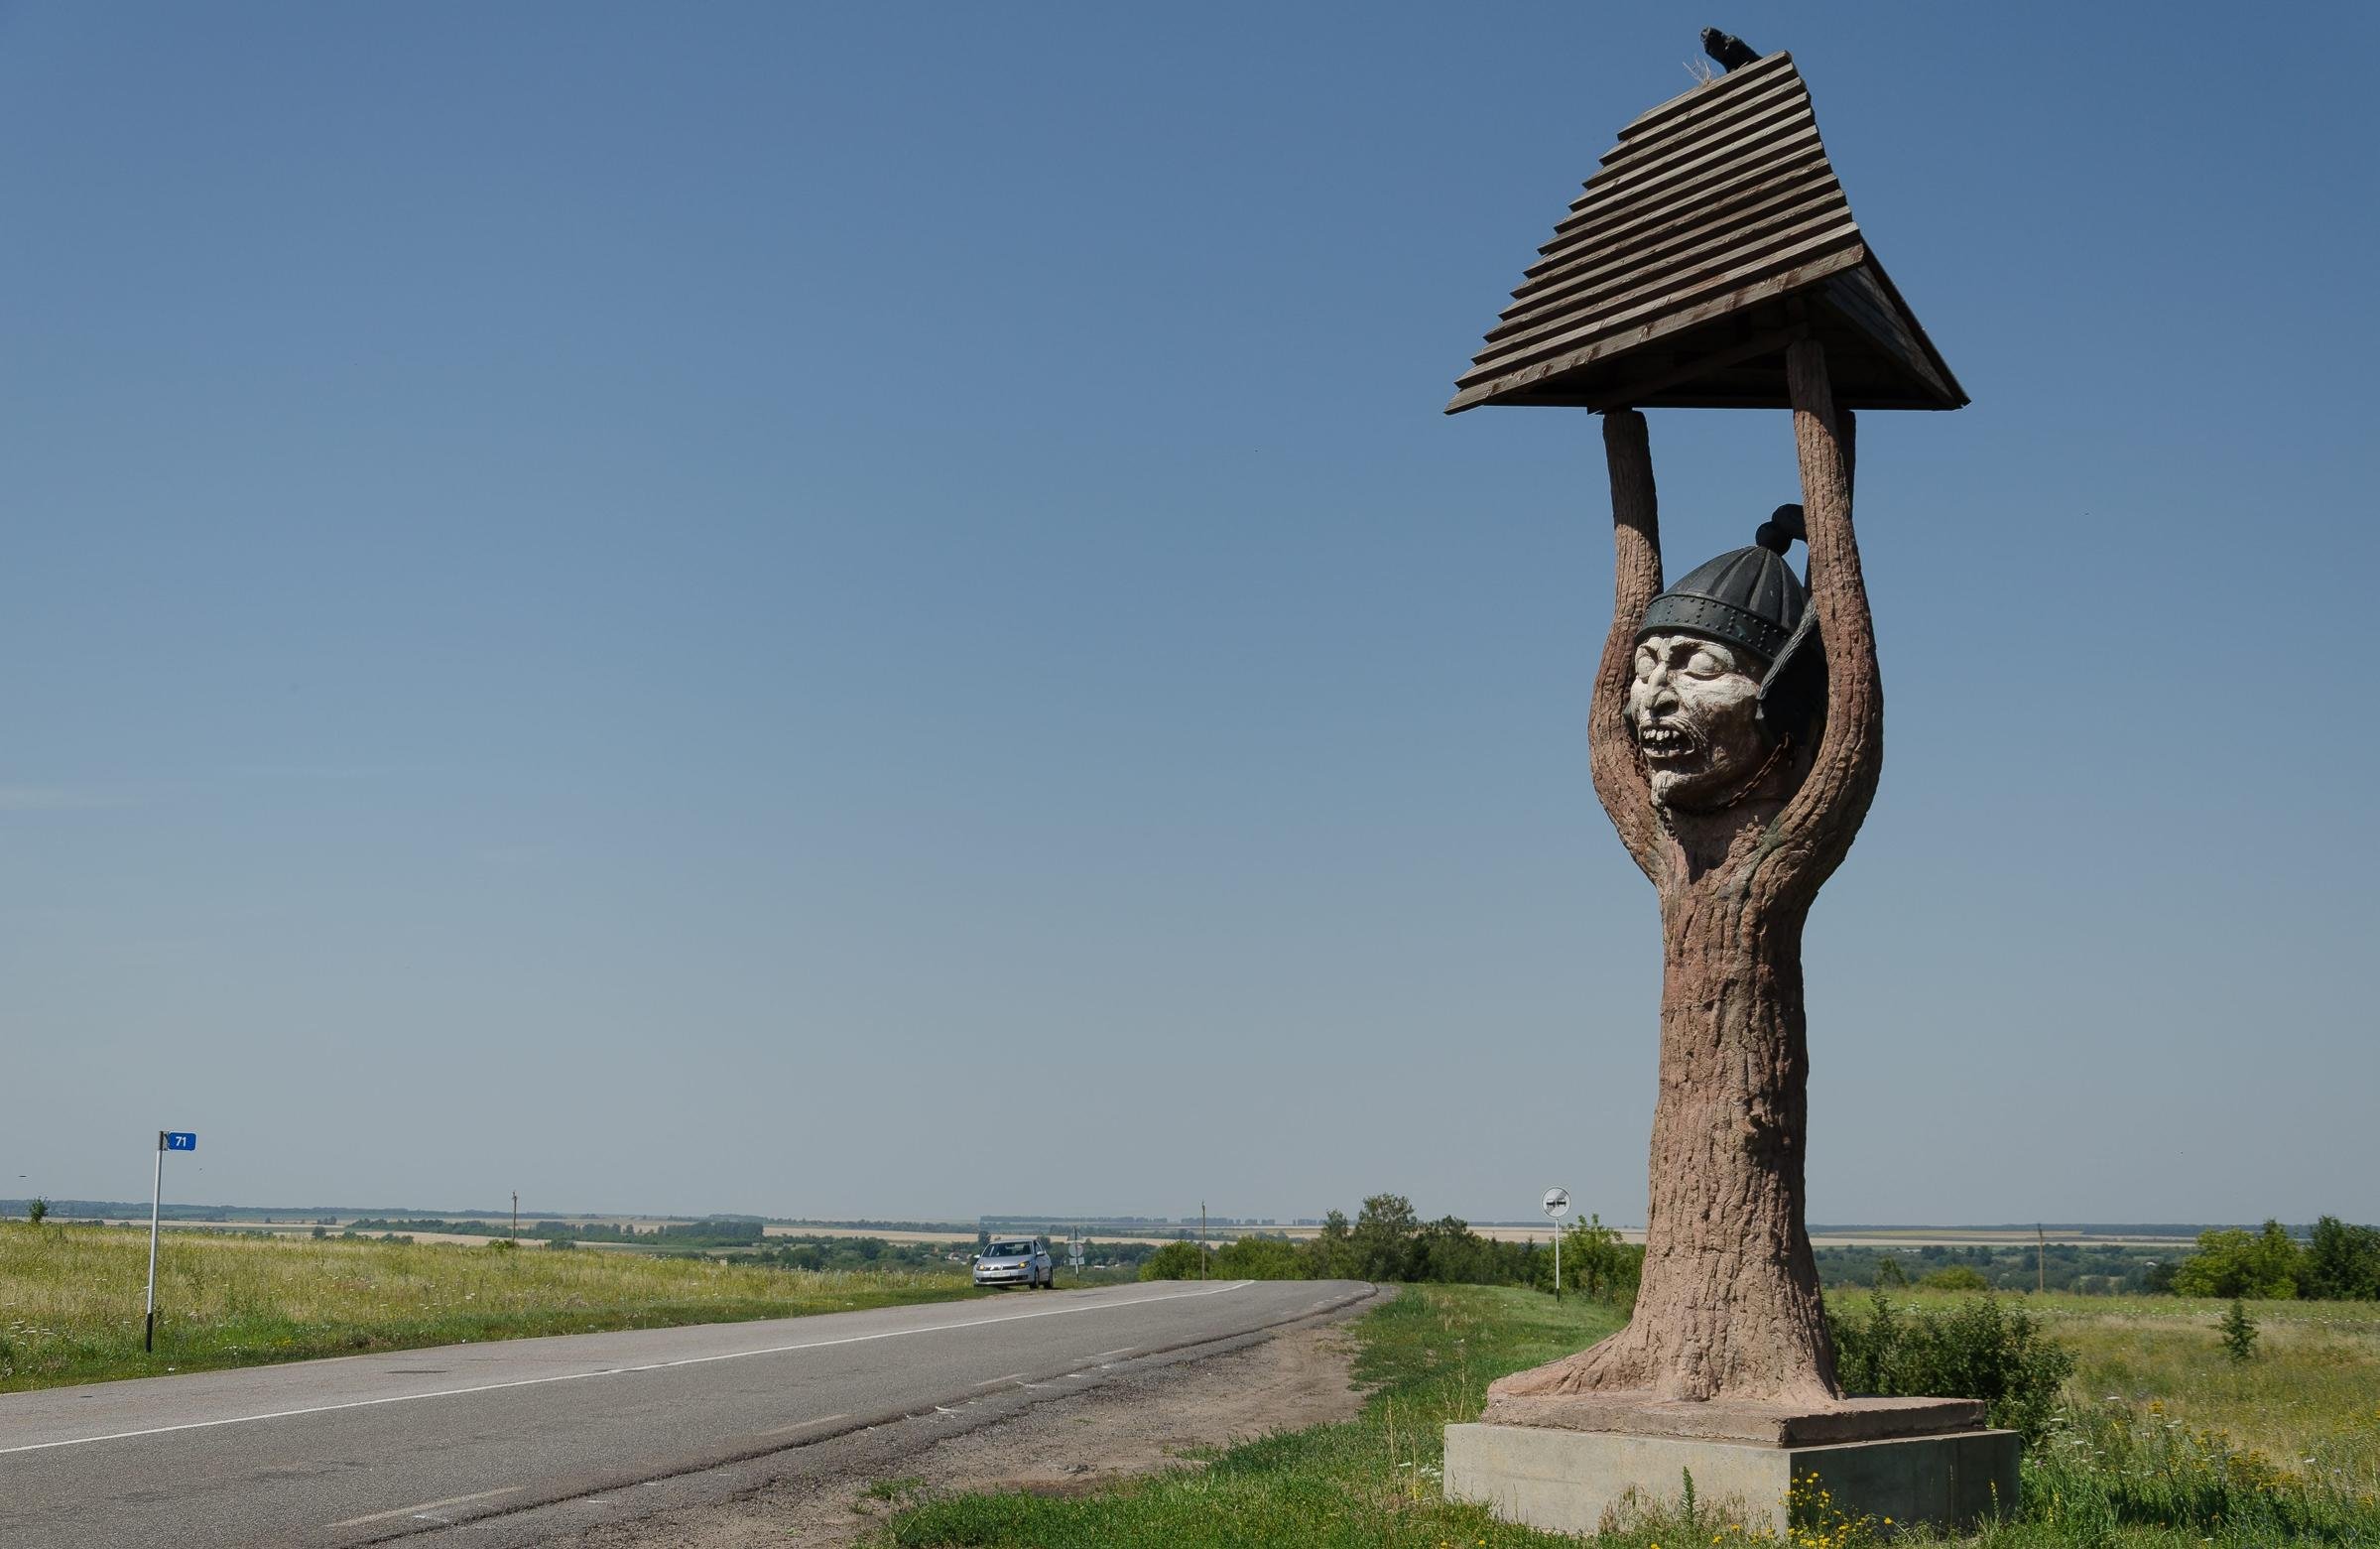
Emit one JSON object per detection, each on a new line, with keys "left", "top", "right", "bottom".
{"left": 879, "top": 1285, "right": 2380, "bottom": 1548}
{"left": 0, "top": 1222, "right": 988, "bottom": 1392}
{"left": 881, "top": 1284, "right": 1627, "bottom": 1548}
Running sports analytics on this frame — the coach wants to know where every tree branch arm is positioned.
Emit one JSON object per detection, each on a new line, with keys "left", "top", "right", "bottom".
{"left": 1590, "top": 409, "right": 1666, "bottom": 879}
{"left": 1770, "top": 339, "right": 1882, "bottom": 887}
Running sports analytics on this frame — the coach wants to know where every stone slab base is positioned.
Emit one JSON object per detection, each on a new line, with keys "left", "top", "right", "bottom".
{"left": 1482, "top": 1391, "right": 1985, "bottom": 1445}
{"left": 1444, "top": 1422, "right": 2020, "bottom": 1537}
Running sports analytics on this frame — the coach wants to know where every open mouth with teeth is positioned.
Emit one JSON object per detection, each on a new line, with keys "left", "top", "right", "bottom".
{"left": 1635, "top": 722, "right": 1700, "bottom": 763}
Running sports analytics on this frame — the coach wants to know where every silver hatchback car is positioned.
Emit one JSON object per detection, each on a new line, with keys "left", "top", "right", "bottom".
{"left": 972, "top": 1236, "right": 1055, "bottom": 1289}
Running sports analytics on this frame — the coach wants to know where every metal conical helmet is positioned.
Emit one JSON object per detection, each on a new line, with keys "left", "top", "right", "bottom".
{"left": 1636, "top": 506, "right": 1807, "bottom": 662}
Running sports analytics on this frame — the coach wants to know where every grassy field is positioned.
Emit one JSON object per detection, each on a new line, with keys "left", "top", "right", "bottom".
{"left": 0, "top": 1221, "right": 984, "bottom": 1392}
{"left": 880, "top": 1285, "right": 2380, "bottom": 1548}
{"left": 2024, "top": 1291, "right": 2380, "bottom": 1481}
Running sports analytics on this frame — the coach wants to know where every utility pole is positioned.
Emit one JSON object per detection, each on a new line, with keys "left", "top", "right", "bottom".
{"left": 512, "top": 1191, "right": 519, "bottom": 1247}
{"left": 1199, "top": 1202, "right": 1206, "bottom": 1280}
{"left": 2037, "top": 1223, "right": 2046, "bottom": 1294}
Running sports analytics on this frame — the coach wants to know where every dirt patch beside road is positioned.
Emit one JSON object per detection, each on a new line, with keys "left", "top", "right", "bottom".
{"left": 548, "top": 1307, "right": 1370, "bottom": 1547}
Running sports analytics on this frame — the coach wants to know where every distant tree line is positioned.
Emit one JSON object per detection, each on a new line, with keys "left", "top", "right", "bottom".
{"left": 719, "top": 1234, "right": 956, "bottom": 1272}
{"left": 1812, "top": 1218, "right": 2380, "bottom": 1302}
{"left": 1139, "top": 1194, "right": 1644, "bottom": 1306}
{"left": 1817, "top": 1242, "right": 2169, "bottom": 1296}
{"left": 718, "top": 1232, "right": 1163, "bottom": 1275}
{"left": 347, "top": 1217, "right": 770, "bottom": 1249}
{"left": 2155, "top": 1218, "right": 2380, "bottom": 1301}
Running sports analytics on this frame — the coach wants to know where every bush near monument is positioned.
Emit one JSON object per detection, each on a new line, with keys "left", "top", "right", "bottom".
{"left": 1828, "top": 1286, "right": 2075, "bottom": 1441}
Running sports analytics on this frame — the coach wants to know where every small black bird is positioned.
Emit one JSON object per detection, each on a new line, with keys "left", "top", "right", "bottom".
{"left": 1700, "top": 27, "right": 1760, "bottom": 71}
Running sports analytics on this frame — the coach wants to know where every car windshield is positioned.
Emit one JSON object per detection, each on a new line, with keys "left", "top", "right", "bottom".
{"left": 989, "top": 1240, "right": 1033, "bottom": 1256}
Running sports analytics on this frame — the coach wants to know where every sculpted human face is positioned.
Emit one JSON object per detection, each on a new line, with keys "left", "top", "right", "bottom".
{"left": 1629, "top": 633, "right": 1773, "bottom": 808}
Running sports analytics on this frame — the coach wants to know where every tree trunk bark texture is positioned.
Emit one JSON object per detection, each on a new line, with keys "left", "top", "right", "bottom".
{"left": 1489, "top": 339, "right": 1881, "bottom": 1411}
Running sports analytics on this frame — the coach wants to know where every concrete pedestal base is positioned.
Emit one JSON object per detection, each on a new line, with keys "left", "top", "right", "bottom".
{"left": 1444, "top": 1421, "right": 2020, "bottom": 1537}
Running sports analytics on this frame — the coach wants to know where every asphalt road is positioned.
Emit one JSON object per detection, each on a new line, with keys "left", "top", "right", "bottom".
{"left": 0, "top": 1278, "right": 1375, "bottom": 1548}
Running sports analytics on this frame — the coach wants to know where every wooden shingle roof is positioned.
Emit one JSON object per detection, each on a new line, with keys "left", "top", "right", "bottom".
{"left": 1446, "top": 52, "right": 1964, "bottom": 414}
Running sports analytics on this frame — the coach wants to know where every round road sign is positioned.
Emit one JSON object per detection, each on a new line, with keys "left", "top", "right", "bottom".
{"left": 1543, "top": 1187, "right": 1571, "bottom": 1220}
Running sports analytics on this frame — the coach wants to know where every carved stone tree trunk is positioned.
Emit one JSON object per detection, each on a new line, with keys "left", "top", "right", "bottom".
{"left": 1489, "top": 339, "right": 1881, "bottom": 1412}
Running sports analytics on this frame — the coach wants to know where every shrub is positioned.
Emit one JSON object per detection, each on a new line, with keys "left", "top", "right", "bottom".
{"left": 2218, "top": 1298, "right": 2258, "bottom": 1362}
{"left": 1138, "top": 1240, "right": 1210, "bottom": 1280}
{"left": 1211, "top": 1236, "right": 1306, "bottom": 1279}
{"left": 1918, "top": 1264, "right": 1989, "bottom": 1291}
{"left": 1560, "top": 1214, "right": 1643, "bottom": 1307}
{"left": 1829, "top": 1288, "right": 2074, "bottom": 1441}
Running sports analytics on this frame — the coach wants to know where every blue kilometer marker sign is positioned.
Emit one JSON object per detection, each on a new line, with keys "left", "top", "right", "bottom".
{"left": 149, "top": 1131, "right": 196, "bottom": 1350}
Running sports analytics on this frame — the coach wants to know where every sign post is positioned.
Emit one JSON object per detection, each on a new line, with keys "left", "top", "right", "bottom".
{"left": 148, "top": 1131, "right": 196, "bottom": 1353}
{"left": 1543, "top": 1187, "right": 1571, "bottom": 1300}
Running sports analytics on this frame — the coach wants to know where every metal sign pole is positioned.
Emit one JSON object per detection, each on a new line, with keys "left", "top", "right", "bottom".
{"left": 145, "top": 1132, "right": 164, "bottom": 1354}
{"left": 1543, "top": 1187, "right": 1571, "bottom": 1302}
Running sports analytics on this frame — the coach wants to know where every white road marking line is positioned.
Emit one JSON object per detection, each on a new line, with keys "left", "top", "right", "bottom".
{"left": 0, "top": 1282, "right": 1258, "bottom": 1458}
{"left": 971, "top": 1372, "right": 1026, "bottom": 1387}
{"left": 328, "top": 1486, "right": 523, "bottom": 1529}
{"left": 1090, "top": 1347, "right": 1137, "bottom": 1359}
{"left": 758, "top": 1412, "right": 848, "bottom": 1437}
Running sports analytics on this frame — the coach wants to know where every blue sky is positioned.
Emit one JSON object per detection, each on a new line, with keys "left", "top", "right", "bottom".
{"left": 3, "top": 4, "right": 2373, "bottom": 1226}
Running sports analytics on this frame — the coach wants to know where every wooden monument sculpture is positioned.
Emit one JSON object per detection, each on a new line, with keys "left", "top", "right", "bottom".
{"left": 1441, "top": 36, "right": 2007, "bottom": 1534}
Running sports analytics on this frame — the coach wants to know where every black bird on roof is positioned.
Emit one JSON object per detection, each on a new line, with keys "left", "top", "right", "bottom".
{"left": 1700, "top": 27, "right": 1761, "bottom": 71}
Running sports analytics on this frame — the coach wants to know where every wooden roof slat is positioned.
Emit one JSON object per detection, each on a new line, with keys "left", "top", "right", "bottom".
{"left": 1447, "top": 243, "right": 1872, "bottom": 412}
{"left": 1561, "top": 90, "right": 1813, "bottom": 224}
{"left": 1524, "top": 137, "right": 1831, "bottom": 279}
{"left": 1608, "top": 50, "right": 1798, "bottom": 149}
{"left": 1585, "top": 70, "right": 1810, "bottom": 185}
{"left": 1455, "top": 225, "right": 1866, "bottom": 390}
{"left": 1447, "top": 52, "right": 1964, "bottom": 414}
{"left": 1537, "top": 120, "right": 1826, "bottom": 264}
{"left": 1498, "top": 175, "right": 1846, "bottom": 334}
{"left": 1477, "top": 202, "right": 1858, "bottom": 371}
